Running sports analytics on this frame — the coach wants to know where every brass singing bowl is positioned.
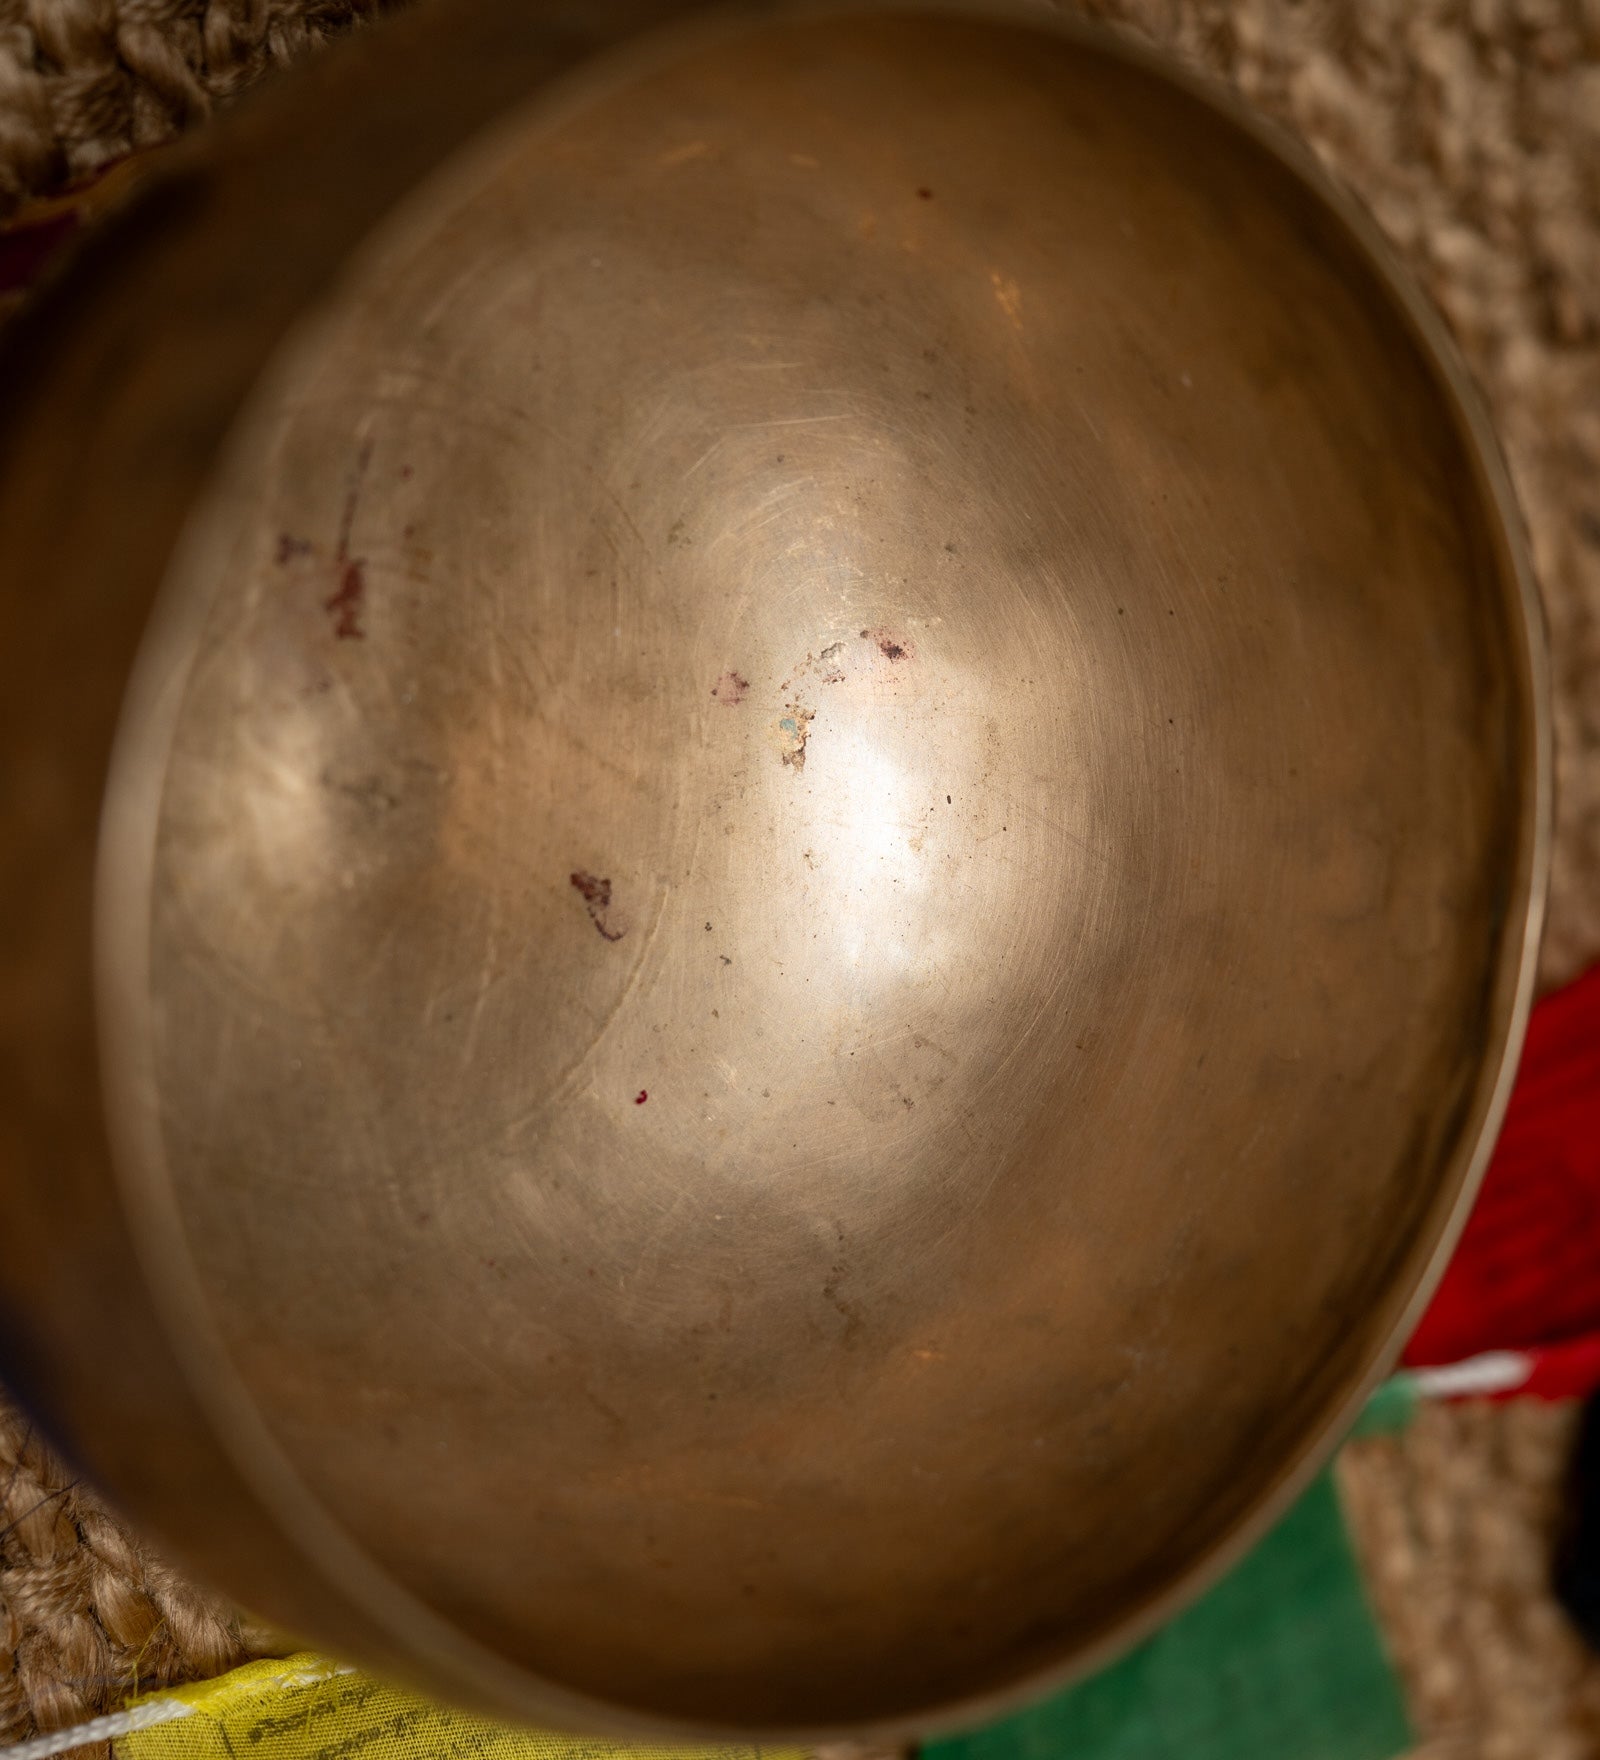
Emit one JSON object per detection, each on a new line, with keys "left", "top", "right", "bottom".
{"left": 0, "top": 0, "right": 1548, "bottom": 1739}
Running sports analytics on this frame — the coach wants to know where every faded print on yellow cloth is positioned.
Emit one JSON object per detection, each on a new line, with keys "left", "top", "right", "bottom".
{"left": 119, "top": 1654, "right": 802, "bottom": 1760}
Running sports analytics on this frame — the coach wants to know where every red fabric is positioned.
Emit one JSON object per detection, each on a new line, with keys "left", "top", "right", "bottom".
{"left": 0, "top": 207, "right": 80, "bottom": 296}
{"left": 1521, "top": 1334, "right": 1600, "bottom": 1400}
{"left": 0, "top": 155, "right": 137, "bottom": 296}
{"left": 1405, "top": 961, "right": 1600, "bottom": 1373}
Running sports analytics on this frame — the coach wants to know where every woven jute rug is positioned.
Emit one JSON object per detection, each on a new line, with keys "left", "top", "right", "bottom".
{"left": 1341, "top": 1403, "right": 1600, "bottom": 1760}
{"left": 0, "top": 0, "right": 389, "bottom": 217}
{"left": 3, "top": 1, "right": 1599, "bottom": 1755}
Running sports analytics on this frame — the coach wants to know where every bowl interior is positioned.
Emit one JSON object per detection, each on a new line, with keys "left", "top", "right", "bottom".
{"left": 120, "top": 7, "right": 1536, "bottom": 1732}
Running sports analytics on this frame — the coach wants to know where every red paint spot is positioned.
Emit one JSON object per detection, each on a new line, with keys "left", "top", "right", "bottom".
{"left": 711, "top": 669, "right": 750, "bottom": 705}
{"left": 635, "top": 1090, "right": 648, "bottom": 1105}
{"left": 869, "top": 628, "right": 914, "bottom": 661}
{"left": 399, "top": 464, "right": 413, "bottom": 480}
{"left": 570, "top": 870, "right": 607, "bottom": 906}
{"left": 570, "top": 870, "right": 625, "bottom": 941}
{"left": 324, "top": 439, "right": 373, "bottom": 639}
{"left": 325, "top": 558, "right": 366, "bottom": 640}
{"left": 917, "top": 187, "right": 934, "bottom": 200}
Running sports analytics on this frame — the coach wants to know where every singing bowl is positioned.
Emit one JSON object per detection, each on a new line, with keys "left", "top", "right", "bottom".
{"left": 0, "top": 0, "right": 1548, "bottom": 1738}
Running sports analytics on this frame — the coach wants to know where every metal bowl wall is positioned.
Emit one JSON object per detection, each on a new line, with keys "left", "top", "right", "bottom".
{"left": 0, "top": 0, "right": 1548, "bottom": 1739}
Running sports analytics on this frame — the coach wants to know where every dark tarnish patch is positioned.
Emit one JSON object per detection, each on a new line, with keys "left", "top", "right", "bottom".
{"left": 822, "top": 1268, "right": 866, "bottom": 1349}
{"left": 276, "top": 534, "right": 312, "bottom": 565}
{"left": 711, "top": 670, "right": 750, "bottom": 706}
{"left": 570, "top": 870, "right": 625, "bottom": 941}
{"left": 325, "top": 438, "right": 374, "bottom": 640}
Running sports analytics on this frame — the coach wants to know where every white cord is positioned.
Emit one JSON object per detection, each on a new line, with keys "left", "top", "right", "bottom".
{"left": 1410, "top": 1349, "right": 1532, "bottom": 1399}
{"left": 0, "top": 1662, "right": 357, "bottom": 1760}
{"left": 0, "top": 1696, "right": 195, "bottom": 1760}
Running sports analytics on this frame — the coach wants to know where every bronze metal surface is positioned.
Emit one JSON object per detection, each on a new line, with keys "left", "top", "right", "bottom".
{"left": 0, "top": 0, "right": 1548, "bottom": 1739}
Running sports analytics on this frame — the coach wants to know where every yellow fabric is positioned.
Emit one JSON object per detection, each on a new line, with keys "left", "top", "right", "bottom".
{"left": 118, "top": 1653, "right": 803, "bottom": 1760}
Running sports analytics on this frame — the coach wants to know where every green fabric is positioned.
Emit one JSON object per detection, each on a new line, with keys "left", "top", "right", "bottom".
{"left": 923, "top": 1469, "right": 1411, "bottom": 1760}
{"left": 1348, "top": 1374, "right": 1419, "bottom": 1439}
